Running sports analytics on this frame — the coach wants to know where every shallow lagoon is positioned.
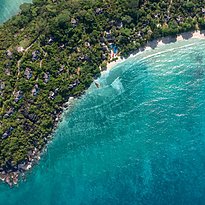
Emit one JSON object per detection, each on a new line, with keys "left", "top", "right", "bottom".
{"left": 1, "top": 38, "right": 205, "bottom": 204}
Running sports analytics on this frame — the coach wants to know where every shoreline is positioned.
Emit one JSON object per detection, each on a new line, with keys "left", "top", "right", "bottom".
{"left": 106, "top": 30, "right": 205, "bottom": 72}
{"left": 0, "top": 96, "right": 77, "bottom": 187}
{"left": 1, "top": 29, "right": 205, "bottom": 187}
{"left": 0, "top": 0, "right": 32, "bottom": 24}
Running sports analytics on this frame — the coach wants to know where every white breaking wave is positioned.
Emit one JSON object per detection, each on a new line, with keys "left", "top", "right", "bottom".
{"left": 111, "top": 77, "right": 124, "bottom": 94}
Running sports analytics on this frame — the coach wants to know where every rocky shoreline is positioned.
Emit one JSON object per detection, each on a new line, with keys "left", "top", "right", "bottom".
{"left": 0, "top": 96, "right": 76, "bottom": 187}
{"left": 0, "top": 148, "right": 41, "bottom": 187}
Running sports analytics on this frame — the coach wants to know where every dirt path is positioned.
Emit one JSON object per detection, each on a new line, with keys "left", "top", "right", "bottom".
{"left": 14, "top": 36, "right": 40, "bottom": 94}
{"left": 168, "top": 0, "right": 173, "bottom": 15}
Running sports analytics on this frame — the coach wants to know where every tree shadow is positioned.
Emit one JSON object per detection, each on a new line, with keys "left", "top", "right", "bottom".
{"left": 200, "top": 30, "right": 205, "bottom": 36}
{"left": 181, "top": 31, "right": 193, "bottom": 40}
{"left": 161, "top": 36, "right": 177, "bottom": 44}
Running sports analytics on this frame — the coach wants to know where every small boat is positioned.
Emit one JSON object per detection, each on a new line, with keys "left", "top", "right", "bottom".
{"left": 95, "top": 81, "right": 100, "bottom": 88}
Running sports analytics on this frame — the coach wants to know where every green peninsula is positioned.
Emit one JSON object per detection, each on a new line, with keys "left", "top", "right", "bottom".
{"left": 0, "top": 0, "right": 205, "bottom": 185}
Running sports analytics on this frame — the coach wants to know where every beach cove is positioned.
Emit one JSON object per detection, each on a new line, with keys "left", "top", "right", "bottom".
{"left": 106, "top": 30, "right": 205, "bottom": 70}
{"left": 1, "top": 36, "right": 205, "bottom": 204}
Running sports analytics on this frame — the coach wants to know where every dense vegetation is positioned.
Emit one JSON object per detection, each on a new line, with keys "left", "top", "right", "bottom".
{"left": 1, "top": 0, "right": 205, "bottom": 173}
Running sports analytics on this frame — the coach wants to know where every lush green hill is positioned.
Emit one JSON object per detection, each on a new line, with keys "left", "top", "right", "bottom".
{"left": 0, "top": 0, "right": 205, "bottom": 177}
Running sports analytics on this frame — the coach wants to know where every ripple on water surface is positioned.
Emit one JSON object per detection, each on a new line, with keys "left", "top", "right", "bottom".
{"left": 1, "top": 39, "right": 205, "bottom": 205}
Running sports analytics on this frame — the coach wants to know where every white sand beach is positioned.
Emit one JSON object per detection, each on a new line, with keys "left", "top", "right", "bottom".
{"left": 105, "top": 30, "right": 205, "bottom": 72}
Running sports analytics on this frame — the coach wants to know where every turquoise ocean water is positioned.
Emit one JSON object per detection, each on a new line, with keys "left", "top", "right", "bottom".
{"left": 1, "top": 38, "right": 205, "bottom": 205}
{"left": 0, "top": 0, "right": 31, "bottom": 23}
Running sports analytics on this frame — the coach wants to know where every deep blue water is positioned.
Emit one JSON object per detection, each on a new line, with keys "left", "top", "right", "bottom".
{"left": 1, "top": 34, "right": 205, "bottom": 204}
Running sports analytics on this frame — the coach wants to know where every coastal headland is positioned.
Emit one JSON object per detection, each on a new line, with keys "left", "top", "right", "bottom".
{"left": 1, "top": 0, "right": 205, "bottom": 186}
